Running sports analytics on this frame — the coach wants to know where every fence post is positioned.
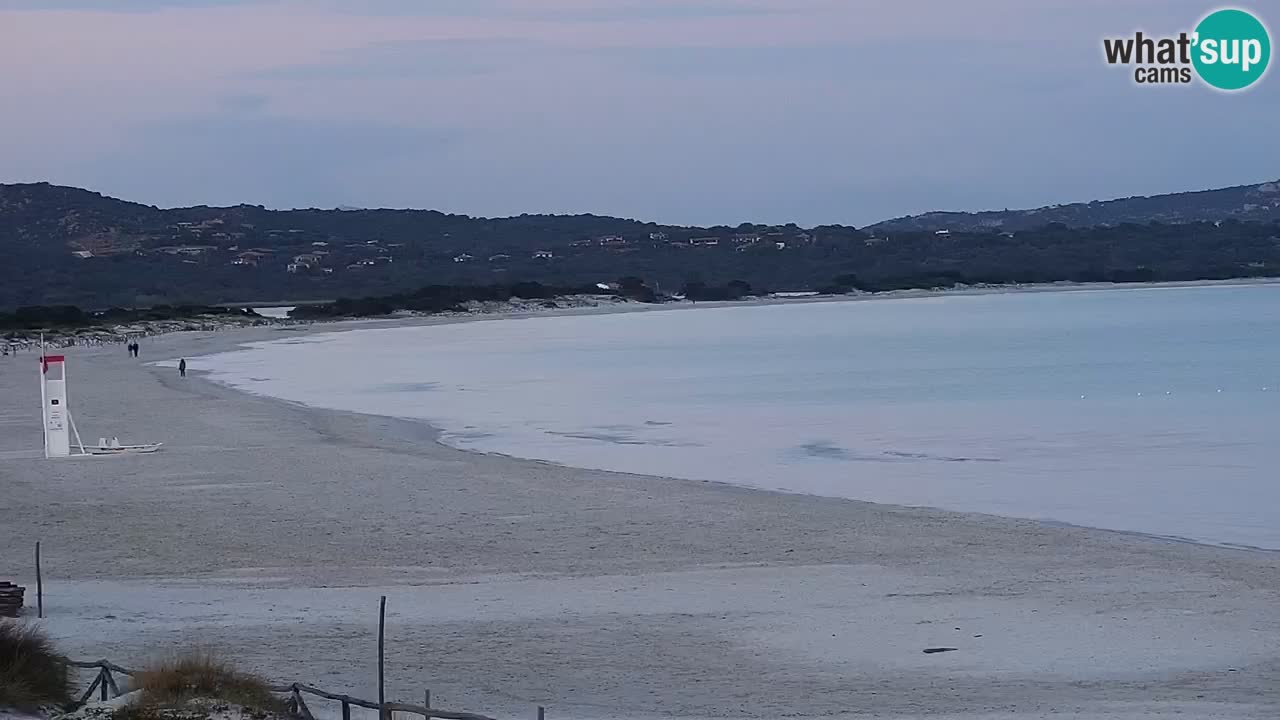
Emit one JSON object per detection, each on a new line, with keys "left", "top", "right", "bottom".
{"left": 341, "top": 700, "right": 351, "bottom": 720}
{"left": 35, "top": 541, "right": 43, "bottom": 619}
{"left": 78, "top": 671, "right": 103, "bottom": 705}
{"left": 292, "top": 686, "right": 315, "bottom": 720}
{"left": 99, "top": 668, "right": 109, "bottom": 701}
{"left": 424, "top": 690, "right": 431, "bottom": 719}
{"left": 378, "top": 596, "right": 387, "bottom": 720}
{"left": 103, "top": 668, "right": 120, "bottom": 698}
{"left": 538, "top": 705, "right": 545, "bottom": 720}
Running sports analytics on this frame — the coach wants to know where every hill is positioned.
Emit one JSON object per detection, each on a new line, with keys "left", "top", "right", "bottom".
{"left": 868, "top": 179, "right": 1280, "bottom": 232}
{"left": 2, "top": 181, "right": 1280, "bottom": 308}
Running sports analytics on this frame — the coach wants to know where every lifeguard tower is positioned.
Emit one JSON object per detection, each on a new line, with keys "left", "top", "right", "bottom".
{"left": 39, "top": 354, "right": 74, "bottom": 458}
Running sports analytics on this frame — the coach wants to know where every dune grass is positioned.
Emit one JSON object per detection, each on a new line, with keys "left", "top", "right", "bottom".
{"left": 0, "top": 620, "right": 71, "bottom": 711}
{"left": 130, "top": 651, "right": 285, "bottom": 714}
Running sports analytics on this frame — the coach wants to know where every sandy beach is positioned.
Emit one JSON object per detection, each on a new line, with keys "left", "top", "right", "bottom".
{"left": 3, "top": 317, "right": 1280, "bottom": 720}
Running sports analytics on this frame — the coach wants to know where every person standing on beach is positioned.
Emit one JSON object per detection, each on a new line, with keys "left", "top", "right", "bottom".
{"left": 178, "top": 358, "right": 187, "bottom": 378}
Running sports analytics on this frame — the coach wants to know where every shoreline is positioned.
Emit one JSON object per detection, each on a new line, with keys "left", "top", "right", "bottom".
{"left": 3, "top": 306, "right": 1280, "bottom": 718}
{"left": 6, "top": 276, "right": 1277, "bottom": 352}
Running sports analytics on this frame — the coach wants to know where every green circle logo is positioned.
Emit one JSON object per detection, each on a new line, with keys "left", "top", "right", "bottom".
{"left": 1192, "top": 8, "right": 1271, "bottom": 90}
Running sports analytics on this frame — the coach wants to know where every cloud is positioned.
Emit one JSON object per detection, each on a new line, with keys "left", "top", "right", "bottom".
{"left": 253, "top": 38, "right": 529, "bottom": 80}
{"left": 298, "top": 0, "right": 824, "bottom": 22}
{"left": 0, "top": 0, "right": 260, "bottom": 10}
{"left": 218, "top": 93, "right": 270, "bottom": 112}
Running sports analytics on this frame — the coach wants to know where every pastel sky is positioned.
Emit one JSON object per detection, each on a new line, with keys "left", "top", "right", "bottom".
{"left": 1, "top": 0, "right": 1276, "bottom": 225}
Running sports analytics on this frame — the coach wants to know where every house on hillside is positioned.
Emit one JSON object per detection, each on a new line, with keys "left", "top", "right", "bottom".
{"left": 159, "top": 245, "right": 217, "bottom": 257}
{"left": 233, "top": 250, "right": 265, "bottom": 266}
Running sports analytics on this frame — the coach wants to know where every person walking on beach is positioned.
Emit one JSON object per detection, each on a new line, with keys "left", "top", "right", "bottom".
{"left": 178, "top": 358, "right": 187, "bottom": 378}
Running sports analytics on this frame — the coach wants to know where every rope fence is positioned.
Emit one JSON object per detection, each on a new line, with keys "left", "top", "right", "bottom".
{"left": 62, "top": 659, "right": 523, "bottom": 720}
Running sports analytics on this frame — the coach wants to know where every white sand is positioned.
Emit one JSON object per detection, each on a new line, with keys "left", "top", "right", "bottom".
{"left": 2, "top": 321, "right": 1279, "bottom": 719}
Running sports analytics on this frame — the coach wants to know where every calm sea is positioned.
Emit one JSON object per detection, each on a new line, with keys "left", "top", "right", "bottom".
{"left": 200, "top": 284, "right": 1280, "bottom": 550}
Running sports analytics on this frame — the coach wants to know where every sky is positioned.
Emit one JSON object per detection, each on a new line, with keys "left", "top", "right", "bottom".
{"left": 0, "top": 0, "right": 1277, "bottom": 226}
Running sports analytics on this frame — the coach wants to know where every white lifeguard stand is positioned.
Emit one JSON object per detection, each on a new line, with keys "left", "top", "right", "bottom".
{"left": 39, "top": 353, "right": 75, "bottom": 458}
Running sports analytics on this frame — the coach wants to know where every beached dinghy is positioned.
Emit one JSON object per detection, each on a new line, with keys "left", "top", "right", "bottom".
{"left": 88, "top": 437, "right": 164, "bottom": 455}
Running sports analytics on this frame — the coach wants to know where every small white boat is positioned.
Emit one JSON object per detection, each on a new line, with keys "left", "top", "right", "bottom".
{"left": 87, "top": 437, "right": 164, "bottom": 455}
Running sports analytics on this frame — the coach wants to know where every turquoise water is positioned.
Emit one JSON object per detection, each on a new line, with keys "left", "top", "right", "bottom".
{"left": 200, "top": 284, "right": 1280, "bottom": 549}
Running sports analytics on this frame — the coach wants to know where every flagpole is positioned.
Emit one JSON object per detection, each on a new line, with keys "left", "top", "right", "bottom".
{"left": 39, "top": 333, "right": 48, "bottom": 458}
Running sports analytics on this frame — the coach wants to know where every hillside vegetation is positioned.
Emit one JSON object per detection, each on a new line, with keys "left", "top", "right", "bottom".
{"left": 3, "top": 182, "right": 1280, "bottom": 309}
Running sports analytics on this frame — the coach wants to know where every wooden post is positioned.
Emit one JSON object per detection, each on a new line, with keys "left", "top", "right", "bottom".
{"left": 35, "top": 541, "right": 43, "bottom": 618}
{"left": 293, "top": 688, "right": 316, "bottom": 720}
{"left": 378, "top": 595, "right": 387, "bottom": 720}
{"left": 103, "top": 668, "right": 121, "bottom": 698}
{"left": 78, "top": 673, "right": 103, "bottom": 705}
{"left": 99, "top": 668, "right": 109, "bottom": 701}
{"left": 537, "top": 705, "right": 545, "bottom": 720}
{"left": 341, "top": 700, "right": 351, "bottom": 720}
{"left": 423, "top": 690, "right": 431, "bottom": 720}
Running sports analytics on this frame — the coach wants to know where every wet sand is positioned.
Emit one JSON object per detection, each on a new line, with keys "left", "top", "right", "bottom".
{"left": 2, "top": 323, "right": 1279, "bottom": 719}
